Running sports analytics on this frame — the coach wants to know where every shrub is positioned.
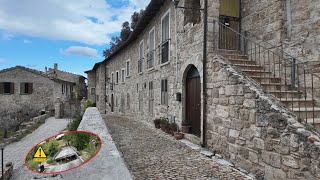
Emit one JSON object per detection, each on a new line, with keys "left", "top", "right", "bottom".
{"left": 85, "top": 100, "right": 93, "bottom": 109}
{"left": 67, "top": 113, "right": 83, "bottom": 131}
{"left": 169, "top": 123, "right": 178, "bottom": 132}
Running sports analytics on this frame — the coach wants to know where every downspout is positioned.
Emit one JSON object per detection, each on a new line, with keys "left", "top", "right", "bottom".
{"left": 202, "top": 0, "right": 208, "bottom": 147}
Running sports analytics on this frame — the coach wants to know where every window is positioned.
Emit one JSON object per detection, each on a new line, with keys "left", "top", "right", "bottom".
{"left": 126, "top": 60, "right": 130, "bottom": 77}
{"left": 111, "top": 72, "right": 114, "bottom": 90}
{"left": 161, "top": 11, "right": 170, "bottom": 64}
{"left": 161, "top": 79, "right": 168, "bottom": 105}
{"left": 70, "top": 85, "right": 73, "bottom": 94}
{"left": 136, "top": 84, "right": 139, "bottom": 93}
{"left": 148, "top": 81, "right": 154, "bottom": 114}
{"left": 116, "top": 71, "right": 119, "bottom": 84}
{"left": 62, "top": 84, "right": 65, "bottom": 94}
{"left": 0, "top": 82, "right": 14, "bottom": 94}
{"left": 91, "top": 87, "right": 96, "bottom": 95}
{"left": 184, "top": 0, "right": 201, "bottom": 25}
{"left": 20, "top": 83, "right": 33, "bottom": 94}
{"left": 148, "top": 28, "right": 155, "bottom": 69}
{"left": 138, "top": 41, "right": 144, "bottom": 73}
{"left": 121, "top": 69, "right": 125, "bottom": 83}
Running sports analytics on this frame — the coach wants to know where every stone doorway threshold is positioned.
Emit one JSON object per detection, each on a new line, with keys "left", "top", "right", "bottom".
{"left": 179, "top": 139, "right": 255, "bottom": 180}
{"left": 184, "top": 133, "right": 201, "bottom": 145}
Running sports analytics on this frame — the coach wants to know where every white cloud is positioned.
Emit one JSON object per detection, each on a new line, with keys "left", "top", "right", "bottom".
{"left": 2, "top": 32, "right": 14, "bottom": 40}
{"left": 23, "top": 39, "right": 32, "bottom": 44}
{"left": 0, "top": 58, "right": 8, "bottom": 63}
{"left": 60, "top": 46, "right": 100, "bottom": 59}
{"left": 0, "top": 0, "right": 150, "bottom": 45}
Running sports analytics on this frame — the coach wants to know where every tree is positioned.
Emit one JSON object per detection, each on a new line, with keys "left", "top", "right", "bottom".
{"left": 103, "top": 10, "right": 145, "bottom": 58}
{"left": 131, "top": 10, "right": 145, "bottom": 30}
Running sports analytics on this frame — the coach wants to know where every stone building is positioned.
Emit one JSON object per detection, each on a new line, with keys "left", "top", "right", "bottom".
{"left": 87, "top": 0, "right": 320, "bottom": 179}
{"left": 0, "top": 65, "right": 85, "bottom": 121}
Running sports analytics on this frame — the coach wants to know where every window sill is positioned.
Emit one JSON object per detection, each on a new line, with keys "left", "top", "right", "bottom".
{"left": 20, "top": 93, "right": 32, "bottom": 95}
{"left": 126, "top": 75, "right": 131, "bottom": 78}
{"left": 160, "top": 62, "right": 170, "bottom": 67}
{"left": 1, "top": 93, "right": 13, "bottom": 95}
{"left": 147, "top": 67, "right": 155, "bottom": 72}
{"left": 138, "top": 72, "right": 143, "bottom": 75}
{"left": 121, "top": 82, "right": 125, "bottom": 84}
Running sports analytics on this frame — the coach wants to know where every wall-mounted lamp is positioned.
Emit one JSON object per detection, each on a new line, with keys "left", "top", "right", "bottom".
{"left": 171, "top": 0, "right": 204, "bottom": 10}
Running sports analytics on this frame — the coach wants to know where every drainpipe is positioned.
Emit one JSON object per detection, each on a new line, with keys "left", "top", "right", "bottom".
{"left": 202, "top": 0, "right": 208, "bottom": 147}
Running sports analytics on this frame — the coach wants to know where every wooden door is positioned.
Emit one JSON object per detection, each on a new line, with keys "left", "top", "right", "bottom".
{"left": 186, "top": 76, "right": 201, "bottom": 137}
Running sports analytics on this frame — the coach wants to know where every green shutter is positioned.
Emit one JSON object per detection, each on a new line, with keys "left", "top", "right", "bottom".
{"left": 219, "top": 0, "right": 240, "bottom": 18}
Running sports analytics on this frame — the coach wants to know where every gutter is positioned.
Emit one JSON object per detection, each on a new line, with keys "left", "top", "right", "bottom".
{"left": 202, "top": 0, "right": 208, "bottom": 147}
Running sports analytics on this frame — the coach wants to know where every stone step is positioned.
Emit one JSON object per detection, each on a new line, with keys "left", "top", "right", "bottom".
{"left": 292, "top": 107, "right": 320, "bottom": 119}
{"left": 261, "top": 83, "right": 291, "bottom": 91}
{"left": 228, "top": 59, "right": 256, "bottom": 65}
{"left": 281, "top": 98, "right": 315, "bottom": 108}
{"left": 242, "top": 69, "right": 271, "bottom": 76}
{"left": 270, "top": 90, "right": 302, "bottom": 99}
{"left": 250, "top": 76, "right": 281, "bottom": 83}
{"left": 234, "top": 64, "right": 264, "bottom": 70}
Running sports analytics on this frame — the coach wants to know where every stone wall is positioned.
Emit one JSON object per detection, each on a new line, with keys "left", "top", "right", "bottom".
{"left": 103, "top": 0, "right": 206, "bottom": 130}
{"left": 86, "top": 70, "right": 96, "bottom": 104}
{"left": 96, "top": 64, "right": 106, "bottom": 114}
{"left": 206, "top": 55, "right": 320, "bottom": 179}
{"left": 283, "top": 0, "right": 320, "bottom": 67}
{"left": 0, "top": 68, "right": 55, "bottom": 129}
{"left": 241, "top": 0, "right": 285, "bottom": 47}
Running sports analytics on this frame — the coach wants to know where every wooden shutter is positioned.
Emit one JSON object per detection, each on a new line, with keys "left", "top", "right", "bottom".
{"left": 20, "top": 83, "right": 24, "bottom": 94}
{"left": 0, "top": 83, "right": 4, "bottom": 94}
{"left": 28, "top": 83, "right": 33, "bottom": 94}
{"left": 10, "top": 83, "right": 14, "bottom": 94}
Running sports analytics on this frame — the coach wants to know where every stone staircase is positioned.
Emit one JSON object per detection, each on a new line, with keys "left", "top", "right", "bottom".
{"left": 221, "top": 51, "right": 320, "bottom": 128}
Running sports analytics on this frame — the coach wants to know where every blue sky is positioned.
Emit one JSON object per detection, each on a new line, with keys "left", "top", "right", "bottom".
{"left": 0, "top": 0, "right": 149, "bottom": 76}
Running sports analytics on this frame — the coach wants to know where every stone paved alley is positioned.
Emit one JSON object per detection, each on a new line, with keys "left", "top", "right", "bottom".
{"left": 1, "top": 118, "right": 69, "bottom": 179}
{"left": 103, "top": 115, "right": 254, "bottom": 180}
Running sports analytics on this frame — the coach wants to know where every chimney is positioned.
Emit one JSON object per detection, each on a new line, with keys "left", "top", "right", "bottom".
{"left": 54, "top": 63, "right": 58, "bottom": 79}
{"left": 45, "top": 67, "right": 48, "bottom": 73}
{"left": 54, "top": 63, "right": 58, "bottom": 72}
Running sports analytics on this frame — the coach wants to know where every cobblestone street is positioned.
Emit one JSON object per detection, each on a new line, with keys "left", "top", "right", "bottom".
{"left": 103, "top": 115, "right": 253, "bottom": 180}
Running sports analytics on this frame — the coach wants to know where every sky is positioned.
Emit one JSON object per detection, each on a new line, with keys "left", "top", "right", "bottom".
{"left": 0, "top": 0, "right": 150, "bottom": 76}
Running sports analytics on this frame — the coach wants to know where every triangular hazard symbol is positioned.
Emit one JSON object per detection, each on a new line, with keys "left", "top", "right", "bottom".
{"left": 34, "top": 147, "right": 46, "bottom": 158}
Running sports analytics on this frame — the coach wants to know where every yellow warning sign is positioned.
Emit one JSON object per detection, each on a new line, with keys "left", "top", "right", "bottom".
{"left": 33, "top": 147, "right": 47, "bottom": 162}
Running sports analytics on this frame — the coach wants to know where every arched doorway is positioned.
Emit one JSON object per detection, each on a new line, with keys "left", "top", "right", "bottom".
{"left": 111, "top": 94, "right": 114, "bottom": 112}
{"left": 186, "top": 66, "right": 201, "bottom": 137}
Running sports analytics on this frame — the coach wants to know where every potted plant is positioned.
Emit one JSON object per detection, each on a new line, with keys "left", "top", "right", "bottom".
{"left": 153, "top": 118, "right": 161, "bottom": 129}
{"left": 160, "top": 118, "right": 169, "bottom": 132}
{"left": 169, "top": 123, "right": 178, "bottom": 136}
{"left": 174, "top": 131, "right": 184, "bottom": 140}
{"left": 181, "top": 122, "right": 191, "bottom": 133}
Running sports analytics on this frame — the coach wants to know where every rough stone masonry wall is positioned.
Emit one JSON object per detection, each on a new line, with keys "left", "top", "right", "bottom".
{"left": 0, "top": 68, "right": 55, "bottom": 128}
{"left": 241, "top": 0, "right": 285, "bottom": 47}
{"left": 206, "top": 55, "right": 320, "bottom": 180}
{"left": 87, "top": 70, "right": 96, "bottom": 104}
{"left": 104, "top": 0, "right": 205, "bottom": 128}
{"left": 284, "top": 0, "right": 320, "bottom": 67}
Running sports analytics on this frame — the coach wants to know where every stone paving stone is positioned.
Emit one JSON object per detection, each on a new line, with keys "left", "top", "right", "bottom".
{"left": 2, "top": 117, "right": 69, "bottom": 180}
{"left": 0, "top": 117, "right": 69, "bottom": 171}
{"left": 103, "top": 115, "right": 254, "bottom": 180}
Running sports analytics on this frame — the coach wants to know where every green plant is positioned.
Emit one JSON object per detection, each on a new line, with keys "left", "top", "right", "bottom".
{"left": 85, "top": 100, "right": 93, "bottom": 109}
{"left": 169, "top": 123, "right": 178, "bottom": 132}
{"left": 153, "top": 118, "right": 162, "bottom": 128}
{"left": 68, "top": 113, "right": 83, "bottom": 131}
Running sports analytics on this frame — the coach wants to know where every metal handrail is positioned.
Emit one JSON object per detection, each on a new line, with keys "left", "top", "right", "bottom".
{"left": 214, "top": 19, "right": 320, "bottom": 125}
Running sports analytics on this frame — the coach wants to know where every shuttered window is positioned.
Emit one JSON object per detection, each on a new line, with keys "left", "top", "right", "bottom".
{"left": 161, "top": 12, "right": 170, "bottom": 64}
{"left": 161, "top": 79, "right": 168, "bottom": 105}
{"left": 0, "top": 82, "right": 14, "bottom": 94}
{"left": 20, "top": 83, "right": 33, "bottom": 94}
